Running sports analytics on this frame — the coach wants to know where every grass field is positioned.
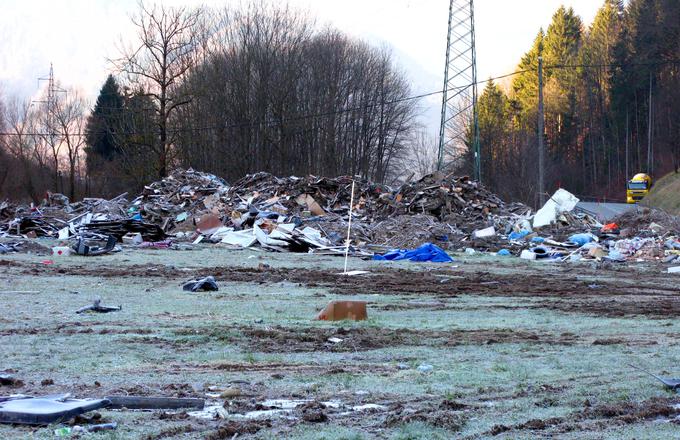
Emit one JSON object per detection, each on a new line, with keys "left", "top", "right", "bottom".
{"left": 643, "top": 171, "right": 680, "bottom": 215}
{"left": 1, "top": 243, "right": 679, "bottom": 439}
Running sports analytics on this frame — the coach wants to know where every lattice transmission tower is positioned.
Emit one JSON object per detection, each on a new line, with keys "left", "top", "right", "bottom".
{"left": 36, "top": 63, "right": 66, "bottom": 140}
{"left": 437, "top": 0, "right": 481, "bottom": 181}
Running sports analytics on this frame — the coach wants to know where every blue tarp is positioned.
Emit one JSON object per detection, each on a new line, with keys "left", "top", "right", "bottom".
{"left": 568, "top": 233, "right": 595, "bottom": 247}
{"left": 373, "top": 243, "right": 453, "bottom": 263}
{"left": 508, "top": 230, "right": 530, "bottom": 241}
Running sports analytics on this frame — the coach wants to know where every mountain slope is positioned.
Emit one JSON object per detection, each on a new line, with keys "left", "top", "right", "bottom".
{"left": 643, "top": 172, "right": 680, "bottom": 215}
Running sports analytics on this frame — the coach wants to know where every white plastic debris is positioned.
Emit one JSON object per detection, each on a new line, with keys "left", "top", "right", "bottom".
{"left": 668, "top": 267, "right": 680, "bottom": 274}
{"left": 52, "top": 246, "right": 72, "bottom": 256}
{"left": 520, "top": 249, "right": 537, "bottom": 260}
{"left": 473, "top": 226, "right": 496, "bottom": 238}
{"left": 219, "top": 229, "right": 257, "bottom": 248}
{"left": 192, "top": 235, "right": 204, "bottom": 245}
{"left": 533, "top": 189, "right": 579, "bottom": 228}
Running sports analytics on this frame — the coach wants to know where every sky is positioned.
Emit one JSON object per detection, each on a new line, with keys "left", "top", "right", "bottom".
{"left": 0, "top": 0, "right": 603, "bottom": 132}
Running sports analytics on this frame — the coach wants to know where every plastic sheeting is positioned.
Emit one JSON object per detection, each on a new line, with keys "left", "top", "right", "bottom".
{"left": 373, "top": 243, "right": 453, "bottom": 263}
{"left": 533, "top": 189, "right": 580, "bottom": 228}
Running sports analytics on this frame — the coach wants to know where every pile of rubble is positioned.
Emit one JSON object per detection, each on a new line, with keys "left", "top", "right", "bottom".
{"left": 123, "top": 170, "right": 534, "bottom": 252}
{"left": 494, "top": 190, "right": 680, "bottom": 269}
{"left": 133, "top": 168, "right": 229, "bottom": 228}
{"left": 1, "top": 168, "right": 679, "bottom": 268}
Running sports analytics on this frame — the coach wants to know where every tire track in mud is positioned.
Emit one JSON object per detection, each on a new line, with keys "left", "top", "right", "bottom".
{"left": 485, "top": 396, "right": 680, "bottom": 437}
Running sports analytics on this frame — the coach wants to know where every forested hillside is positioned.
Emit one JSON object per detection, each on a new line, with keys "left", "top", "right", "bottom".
{"left": 470, "top": 0, "right": 680, "bottom": 206}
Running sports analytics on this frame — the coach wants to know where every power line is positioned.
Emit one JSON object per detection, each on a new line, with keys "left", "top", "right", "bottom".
{"left": 4, "top": 56, "right": 675, "bottom": 139}
{"left": 0, "top": 69, "right": 531, "bottom": 138}
{"left": 545, "top": 58, "right": 680, "bottom": 70}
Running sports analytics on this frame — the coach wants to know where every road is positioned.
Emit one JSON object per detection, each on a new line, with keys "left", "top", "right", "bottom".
{"left": 575, "top": 201, "right": 639, "bottom": 222}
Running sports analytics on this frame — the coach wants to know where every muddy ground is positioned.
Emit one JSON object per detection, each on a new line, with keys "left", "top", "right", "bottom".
{"left": 1, "top": 242, "right": 680, "bottom": 439}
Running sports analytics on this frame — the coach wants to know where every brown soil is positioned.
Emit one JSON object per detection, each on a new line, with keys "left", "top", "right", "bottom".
{"left": 205, "top": 420, "right": 272, "bottom": 439}
{"left": 384, "top": 398, "right": 471, "bottom": 432}
{"left": 489, "top": 397, "right": 680, "bottom": 436}
{"left": 232, "top": 325, "right": 577, "bottom": 353}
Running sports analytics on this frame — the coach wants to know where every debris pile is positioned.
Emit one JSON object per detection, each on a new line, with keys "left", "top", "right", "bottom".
{"left": 2, "top": 168, "right": 679, "bottom": 267}
{"left": 134, "top": 168, "right": 230, "bottom": 228}
{"left": 394, "top": 173, "right": 530, "bottom": 227}
{"left": 498, "top": 190, "right": 680, "bottom": 267}
{"left": 208, "top": 171, "right": 533, "bottom": 251}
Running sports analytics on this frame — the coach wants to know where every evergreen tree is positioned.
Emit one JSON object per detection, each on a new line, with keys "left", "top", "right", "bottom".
{"left": 578, "top": 0, "right": 623, "bottom": 188}
{"left": 477, "top": 81, "right": 509, "bottom": 189}
{"left": 84, "top": 75, "right": 125, "bottom": 169}
{"left": 543, "top": 6, "right": 583, "bottom": 164}
{"left": 512, "top": 30, "right": 544, "bottom": 125}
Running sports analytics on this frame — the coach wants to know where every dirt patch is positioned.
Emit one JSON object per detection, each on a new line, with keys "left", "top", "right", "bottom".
{"left": 0, "top": 321, "right": 156, "bottom": 336}
{"left": 143, "top": 424, "right": 201, "bottom": 440}
{"left": 581, "top": 397, "right": 680, "bottom": 423}
{"left": 205, "top": 420, "right": 272, "bottom": 439}
{"left": 297, "top": 401, "right": 328, "bottom": 422}
{"left": 384, "top": 399, "right": 470, "bottom": 432}
{"left": 199, "top": 362, "right": 395, "bottom": 376}
{"left": 490, "top": 397, "right": 680, "bottom": 436}
{"left": 543, "top": 296, "right": 680, "bottom": 319}
{"left": 189, "top": 325, "right": 579, "bottom": 353}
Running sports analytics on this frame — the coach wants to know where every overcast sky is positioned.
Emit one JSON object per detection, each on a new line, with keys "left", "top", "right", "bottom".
{"left": 0, "top": 0, "right": 602, "bottom": 131}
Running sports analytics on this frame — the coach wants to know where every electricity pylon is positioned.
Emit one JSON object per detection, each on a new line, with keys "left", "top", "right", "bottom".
{"left": 437, "top": 0, "right": 481, "bottom": 182}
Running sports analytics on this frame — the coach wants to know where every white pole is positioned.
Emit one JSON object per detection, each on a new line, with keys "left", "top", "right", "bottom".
{"left": 343, "top": 180, "right": 355, "bottom": 274}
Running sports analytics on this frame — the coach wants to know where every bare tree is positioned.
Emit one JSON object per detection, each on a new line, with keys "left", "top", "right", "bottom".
{"left": 0, "top": 91, "right": 7, "bottom": 191}
{"left": 392, "top": 130, "right": 439, "bottom": 182}
{"left": 53, "top": 91, "right": 88, "bottom": 200}
{"left": 1, "top": 98, "right": 40, "bottom": 201}
{"left": 112, "top": 1, "right": 204, "bottom": 177}
{"left": 171, "top": 4, "right": 418, "bottom": 184}
{"left": 34, "top": 93, "right": 63, "bottom": 192}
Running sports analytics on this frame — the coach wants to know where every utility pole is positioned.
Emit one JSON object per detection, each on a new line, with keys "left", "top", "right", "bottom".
{"left": 438, "top": 0, "right": 480, "bottom": 181}
{"left": 537, "top": 56, "right": 545, "bottom": 206}
{"left": 625, "top": 108, "right": 629, "bottom": 180}
{"left": 647, "top": 71, "right": 653, "bottom": 176}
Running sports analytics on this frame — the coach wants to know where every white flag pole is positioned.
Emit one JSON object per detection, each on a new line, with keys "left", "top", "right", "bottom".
{"left": 343, "top": 180, "right": 355, "bottom": 274}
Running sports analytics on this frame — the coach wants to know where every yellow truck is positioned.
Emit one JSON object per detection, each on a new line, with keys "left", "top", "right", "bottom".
{"left": 626, "top": 173, "right": 652, "bottom": 203}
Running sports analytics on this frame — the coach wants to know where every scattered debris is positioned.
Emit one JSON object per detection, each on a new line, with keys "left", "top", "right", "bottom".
{"left": 316, "top": 300, "right": 368, "bottom": 321}
{"left": 629, "top": 364, "right": 680, "bottom": 390}
{"left": 0, "top": 243, "right": 21, "bottom": 254}
{"left": 54, "top": 423, "right": 117, "bottom": 436}
{"left": 0, "top": 395, "right": 109, "bottom": 425}
{"left": 52, "top": 246, "right": 72, "bottom": 256}
{"left": 183, "top": 276, "right": 219, "bottom": 292}
{"left": 1, "top": 169, "right": 678, "bottom": 265}
{"left": 73, "top": 235, "right": 117, "bottom": 256}
{"left": 219, "top": 388, "right": 241, "bottom": 399}
{"left": 104, "top": 396, "right": 205, "bottom": 410}
{"left": 0, "top": 374, "right": 23, "bottom": 387}
{"left": 75, "top": 298, "right": 121, "bottom": 314}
